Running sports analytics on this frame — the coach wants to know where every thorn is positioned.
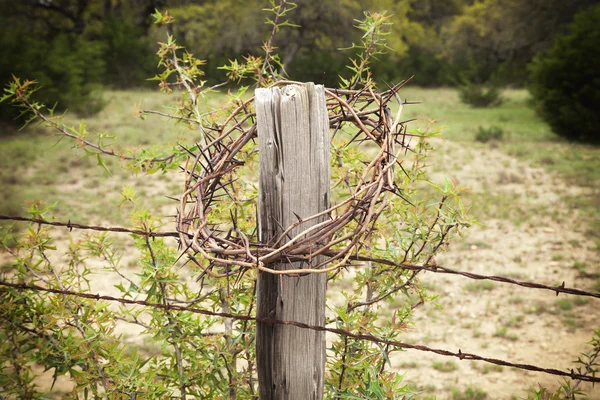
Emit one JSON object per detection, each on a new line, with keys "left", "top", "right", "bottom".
{"left": 230, "top": 209, "right": 237, "bottom": 230}
{"left": 292, "top": 212, "right": 302, "bottom": 223}
{"left": 179, "top": 144, "right": 197, "bottom": 158}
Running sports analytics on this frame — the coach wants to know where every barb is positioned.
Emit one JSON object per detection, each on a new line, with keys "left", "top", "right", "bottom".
{"left": 1, "top": 279, "right": 598, "bottom": 383}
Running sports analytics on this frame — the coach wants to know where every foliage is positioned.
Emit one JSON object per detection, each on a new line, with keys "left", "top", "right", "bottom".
{"left": 452, "top": 386, "right": 488, "bottom": 400}
{"left": 0, "top": 31, "right": 106, "bottom": 122}
{"left": 0, "top": 6, "right": 476, "bottom": 398}
{"left": 1, "top": 0, "right": 595, "bottom": 114}
{"left": 0, "top": 0, "right": 162, "bottom": 123}
{"left": 528, "top": 4, "right": 600, "bottom": 143}
{"left": 100, "top": 18, "right": 157, "bottom": 88}
{"left": 372, "top": 46, "right": 457, "bottom": 86}
{"left": 458, "top": 82, "right": 503, "bottom": 108}
{"left": 441, "top": 0, "right": 596, "bottom": 84}
{"left": 1, "top": 3, "right": 598, "bottom": 400}
{"left": 475, "top": 126, "right": 504, "bottom": 143}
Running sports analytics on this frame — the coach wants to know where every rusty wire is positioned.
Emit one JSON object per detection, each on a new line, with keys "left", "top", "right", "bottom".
{"left": 1, "top": 279, "right": 598, "bottom": 384}
{"left": 2, "top": 214, "right": 599, "bottom": 299}
{"left": 0, "top": 215, "right": 179, "bottom": 238}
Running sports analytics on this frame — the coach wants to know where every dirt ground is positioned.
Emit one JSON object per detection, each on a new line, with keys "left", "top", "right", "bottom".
{"left": 6, "top": 137, "right": 600, "bottom": 399}
{"left": 391, "top": 139, "right": 600, "bottom": 398}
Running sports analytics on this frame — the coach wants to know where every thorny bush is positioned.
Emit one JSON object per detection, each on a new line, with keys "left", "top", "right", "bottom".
{"left": 1, "top": 2, "right": 596, "bottom": 399}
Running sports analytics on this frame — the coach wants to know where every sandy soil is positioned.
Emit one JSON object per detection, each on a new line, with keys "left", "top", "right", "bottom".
{"left": 4, "top": 138, "right": 599, "bottom": 399}
{"left": 392, "top": 139, "right": 600, "bottom": 399}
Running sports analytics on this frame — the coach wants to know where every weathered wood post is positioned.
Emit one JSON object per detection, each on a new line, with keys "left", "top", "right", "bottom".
{"left": 255, "top": 83, "right": 330, "bottom": 399}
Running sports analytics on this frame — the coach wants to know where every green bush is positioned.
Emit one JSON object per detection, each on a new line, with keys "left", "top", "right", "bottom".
{"left": 100, "top": 18, "right": 157, "bottom": 88}
{"left": 458, "top": 82, "right": 503, "bottom": 107}
{"left": 475, "top": 126, "right": 504, "bottom": 143}
{"left": 371, "top": 47, "right": 459, "bottom": 87}
{"left": 528, "top": 4, "right": 600, "bottom": 143}
{"left": 0, "top": 32, "right": 106, "bottom": 123}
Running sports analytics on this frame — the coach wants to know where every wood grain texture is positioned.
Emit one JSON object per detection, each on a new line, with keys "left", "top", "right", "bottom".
{"left": 255, "top": 83, "right": 330, "bottom": 400}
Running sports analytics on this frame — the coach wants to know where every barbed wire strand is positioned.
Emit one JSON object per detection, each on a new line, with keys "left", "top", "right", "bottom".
{"left": 0, "top": 215, "right": 179, "bottom": 238}
{"left": 0, "top": 279, "right": 598, "bottom": 384}
{"left": 1, "top": 214, "right": 598, "bottom": 299}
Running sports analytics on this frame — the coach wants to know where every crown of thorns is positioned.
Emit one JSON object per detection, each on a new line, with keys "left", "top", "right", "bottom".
{"left": 177, "top": 79, "right": 417, "bottom": 279}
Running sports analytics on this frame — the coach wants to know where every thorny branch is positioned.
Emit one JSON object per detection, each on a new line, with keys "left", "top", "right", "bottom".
{"left": 20, "top": 96, "right": 175, "bottom": 164}
{"left": 1, "top": 279, "right": 598, "bottom": 384}
{"left": 568, "top": 337, "right": 600, "bottom": 396}
{"left": 176, "top": 79, "right": 428, "bottom": 279}
{"left": 143, "top": 236, "right": 187, "bottom": 400}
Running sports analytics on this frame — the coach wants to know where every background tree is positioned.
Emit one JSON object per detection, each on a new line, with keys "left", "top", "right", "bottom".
{"left": 385, "top": 0, "right": 465, "bottom": 86}
{"left": 0, "top": 0, "right": 160, "bottom": 120}
{"left": 528, "top": 4, "right": 600, "bottom": 143}
{"left": 1, "top": 0, "right": 598, "bottom": 123}
{"left": 442, "top": 0, "right": 597, "bottom": 84}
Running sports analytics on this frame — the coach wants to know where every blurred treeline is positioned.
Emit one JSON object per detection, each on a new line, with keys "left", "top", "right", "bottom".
{"left": 0, "top": 0, "right": 596, "bottom": 119}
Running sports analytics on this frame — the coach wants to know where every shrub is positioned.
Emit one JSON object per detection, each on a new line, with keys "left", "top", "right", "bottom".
{"left": 0, "top": 32, "right": 106, "bottom": 122}
{"left": 475, "top": 125, "right": 504, "bottom": 142}
{"left": 100, "top": 18, "right": 157, "bottom": 88}
{"left": 528, "top": 4, "right": 600, "bottom": 143}
{"left": 0, "top": 10, "right": 472, "bottom": 398}
{"left": 458, "top": 81, "right": 503, "bottom": 107}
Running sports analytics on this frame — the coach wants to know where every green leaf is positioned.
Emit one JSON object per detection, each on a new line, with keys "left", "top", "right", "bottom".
{"left": 96, "top": 154, "right": 111, "bottom": 176}
{"left": 114, "top": 283, "right": 126, "bottom": 293}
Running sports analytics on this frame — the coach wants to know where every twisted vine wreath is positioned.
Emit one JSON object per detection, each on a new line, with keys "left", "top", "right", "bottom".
{"left": 178, "top": 79, "right": 420, "bottom": 279}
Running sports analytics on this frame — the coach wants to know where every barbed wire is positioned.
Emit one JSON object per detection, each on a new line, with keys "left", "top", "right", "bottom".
{"left": 1, "top": 279, "right": 597, "bottom": 383}
{"left": 0, "top": 214, "right": 179, "bottom": 238}
{"left": 2, "top": 214, "right": 598, "bottom": 299}
{"left": 348, "top": 254, "right": 600, "bottom": 299}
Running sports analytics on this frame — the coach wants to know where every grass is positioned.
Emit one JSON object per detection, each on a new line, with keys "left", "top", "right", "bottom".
{"left": 2, "top": 87, "right": 597, "bottom": 228}
{"left": 471, "top": 361, "right": 503, "bottom": 375}
{"left": 555, "top": 299, "right": 573, "bottom": 311}
{"left": 397, "top": 87, "right": 600, "bottom": 257}
{"left": 572, "top": 261, "right": 587, "bottom": 273}
{"left": 432, "top": 360, "right": 458, "bottom": 373}
{"left": 502, "top": 314, "right": 524, "bottom": 328}
{"left": 451, "top": 386, "right": 489, "bottom": 400}
{"left": 493, "top": 326, "right": 519, "bottom": 341}
{"left": 400, "top": 87, "right": 599, "bottom": 195}
{"left": 520, "top": 297, "right": 591, "bottom": 331}
{"left": 0, "top": 89, "right": 229, "bottom": 228}
{"left": 464, "top": 281, "right": 496, "bottom": 293}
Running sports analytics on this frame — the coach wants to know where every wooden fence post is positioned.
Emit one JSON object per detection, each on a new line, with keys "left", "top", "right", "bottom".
{"left": 255, "top": 83, "right": 330, "bottom": 399}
